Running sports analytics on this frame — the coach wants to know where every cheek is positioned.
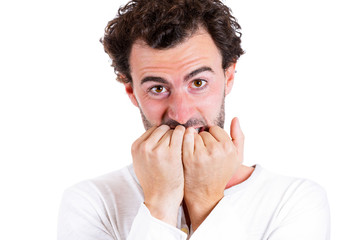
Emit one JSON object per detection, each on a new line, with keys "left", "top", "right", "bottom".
{"left": 196, "top": 85, "right": 225, "bottom": 116}
{"left": 136, "top": 94, "right": 167, "bottom": 123}
{"left": 202, "top": 94, "right": 223, "bottom": 110}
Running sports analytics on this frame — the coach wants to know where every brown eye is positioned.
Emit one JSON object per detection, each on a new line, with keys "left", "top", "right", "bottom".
{"left": 193, "top": 80, "right": 203, "bottom": 87}
{"left": 154, "top": 86, "right": 163, "bottom": 93}
{"left": 194, "top": 80, "right": 202, "bottom": 87}
{"left": 192, "top": 79, "right": 206, "bottom": 88}
{"left": 150, "top": 85, "right": 166, "bottom": 94}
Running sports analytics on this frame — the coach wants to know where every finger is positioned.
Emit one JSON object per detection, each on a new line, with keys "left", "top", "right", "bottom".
{"left": 182, "top": 127, "right": 195, "bottom": 157}
{"left": 198, "top": 130, "right": 217, "bottom": 146}
{"left": 230, "top": 117, "right": 244, "bottom": 150}
{"left": 158, "top": 129, "right": 173, "bottom": 147}
{"left": 137, "top": 126, "right": 158, "bottom": 143}
{"left": 170, "top": 125, "right": 186, "bottom": 148}
{"left": 145, "top": 125, "right": 171, "bottom": 145}
{"left": 208, "top": 125, "right": 231, "bottom": 142}
{"left": 194, "top": 132, "right": 205, "bottom": 151}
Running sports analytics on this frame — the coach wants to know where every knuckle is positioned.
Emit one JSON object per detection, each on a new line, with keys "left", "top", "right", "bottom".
{"left": 208, "top": 142, "right": 218, "bottom": 151}
{"left": 208, "top": 143, "right": 225, "bottom": 157}
{"left": 196, "top": 149, "right": 208, "bottom": 160}
{"left": 141, "top": 141, "right": 152, "bottom": 153}
{"left": 131, "top": 141, "right": 138, "bottom": 155}
{"left": 211, "top": 148, "right": 221, "bottom": 157}
{"left": 223, "top": 141, "right": 233, "bottom": 151}
{"left": 152, "top": 145, "right": 163, "bottom": 158}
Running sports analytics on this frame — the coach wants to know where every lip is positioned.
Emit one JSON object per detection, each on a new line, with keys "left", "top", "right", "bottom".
{"left": 192, "top": 126, "right": 209, "bottom": 133}
{"left": 168, "top": 125, "right": 209, "bottom": 133}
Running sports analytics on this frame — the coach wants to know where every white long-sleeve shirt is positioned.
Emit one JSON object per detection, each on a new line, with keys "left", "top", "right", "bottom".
{"left": 57, "top": 165, "right": 330, "bottom": 239}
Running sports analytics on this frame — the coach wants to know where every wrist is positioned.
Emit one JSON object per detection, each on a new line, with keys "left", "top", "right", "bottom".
{"left": 185, "top": 191, "right": 223, "bottom": 209}
{"left": 184, "top": 193, "right": 224, "bottom": 231}
{"left": 144, "top": 199, "right": 181, "bottom": 226}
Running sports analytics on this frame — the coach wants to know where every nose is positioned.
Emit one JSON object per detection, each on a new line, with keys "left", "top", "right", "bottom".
{"left": 166, "top": 92, "right": 195, "bottom": 125}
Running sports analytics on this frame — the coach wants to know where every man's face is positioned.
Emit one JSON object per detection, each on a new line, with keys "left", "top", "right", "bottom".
{"left": 125, "top": 28, "right": 235, "bottom": 131}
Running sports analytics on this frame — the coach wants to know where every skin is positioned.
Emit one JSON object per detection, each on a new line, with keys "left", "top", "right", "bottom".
{"left": 125, "top": 28, "right": 254, "bottom": 231}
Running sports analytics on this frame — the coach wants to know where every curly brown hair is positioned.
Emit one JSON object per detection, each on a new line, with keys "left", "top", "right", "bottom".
{"left": 101, "top": 0, "right": 245, "bottom": 83}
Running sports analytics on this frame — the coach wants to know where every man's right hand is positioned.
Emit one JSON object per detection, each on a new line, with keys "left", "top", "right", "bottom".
{"left": 131, "top": 125, "right": 185, "bottom": 226}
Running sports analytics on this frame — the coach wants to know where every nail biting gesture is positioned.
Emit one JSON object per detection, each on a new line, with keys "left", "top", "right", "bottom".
{"left": 131, "top": 118, "right": 244, "bottom": 230}
{"left": 182, "top": 117, "right": 244, "bottom": 230}
{"left": 131, "top": 125, "right": 186, "bottom": 226}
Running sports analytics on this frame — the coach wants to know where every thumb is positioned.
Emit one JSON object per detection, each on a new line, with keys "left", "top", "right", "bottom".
{"left": 230, "top": 117, "right": 244, "bottom": 152}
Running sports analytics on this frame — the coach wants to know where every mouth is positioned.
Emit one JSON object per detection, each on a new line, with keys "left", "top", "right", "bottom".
{"left": 195, "top": 126, "right": 208, "bottom": 133}
{"left": 168, "top": 125, "right": 208, "bottom": 133}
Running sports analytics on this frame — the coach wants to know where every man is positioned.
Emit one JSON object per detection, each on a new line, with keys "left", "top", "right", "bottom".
{"left": 58, "top": 0, "right": 330, "bottom": 239}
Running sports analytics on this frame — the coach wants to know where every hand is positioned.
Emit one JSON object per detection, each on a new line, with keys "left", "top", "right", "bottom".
{"left": 182, "top": 117, "right": 244, "bottom": 230}
{"left": 131, "top": 125, "right": 185, "bottom": 226}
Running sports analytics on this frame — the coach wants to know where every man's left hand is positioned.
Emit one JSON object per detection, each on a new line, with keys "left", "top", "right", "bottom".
{"left": 182, "top": 117, "right": 244, "bottom": 230}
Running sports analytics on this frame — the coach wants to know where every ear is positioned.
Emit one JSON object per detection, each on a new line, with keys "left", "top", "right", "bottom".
{"left": 123, "top": 82, "right": 139, "bottom": 107}
{"left": 224, "top": 62, "right": 236, "bottom": 96}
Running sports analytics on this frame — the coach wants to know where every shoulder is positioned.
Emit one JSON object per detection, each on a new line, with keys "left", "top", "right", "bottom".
{"left": 258, "top": 166, "right": 328, "bottom": 206}
{"left": 255, "top": 167, "right": 330, "bottom": 238}
{"left": 257, "top": 166, "right": 330, "bottom": 227}
{"left": 227, "top": 165, "right": 329, "bottom": 215}
{"left": 64, "top": 164, "right": 139, "bottom": 199}
{"left": 58, "top": 165, "right": 142, "bottom": 239}
{"left": 234, "top": 165, "right": 330, "bottom": 221}
{"left": 60, "top": 165, "right": 142, "bottom": 214}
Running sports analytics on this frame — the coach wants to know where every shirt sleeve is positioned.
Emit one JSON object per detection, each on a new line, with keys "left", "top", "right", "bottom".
{"left": 57, "top": 184, "right": 116, "bottom": 240}
{"left": 58, "top": 183, "right": 187, "bottom": 240}
{"left": 127, "top": 203, "right": 188, "bottom": 240}
{"left": 266, "top": 180, "right": 331, "bottom": 240}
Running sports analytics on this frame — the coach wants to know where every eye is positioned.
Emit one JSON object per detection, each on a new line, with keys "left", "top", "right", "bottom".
{"left": 149, "top": 85, "right": 168, "bottom": 94}
{"left": 191, "top": 79, "right": 207, "bottom": 88}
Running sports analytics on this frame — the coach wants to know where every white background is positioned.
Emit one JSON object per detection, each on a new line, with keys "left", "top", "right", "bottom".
{"left": 0, "top": 0, "right": 359, "bottom": 239}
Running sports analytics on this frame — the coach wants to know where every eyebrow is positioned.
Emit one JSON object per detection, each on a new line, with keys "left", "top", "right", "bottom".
{"left": 140, "top": 76, "right": 168, "bottom": 85}
{"left": 185, "top": 66, "right": 214, "bottom": 81}
{"left": 140, "top": 66, "right": 214, "bottom": 85}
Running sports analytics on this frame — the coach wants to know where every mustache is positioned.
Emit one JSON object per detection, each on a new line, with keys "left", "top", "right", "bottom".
{"left": 162, "top": 118, "right": 207, "bottom": 129}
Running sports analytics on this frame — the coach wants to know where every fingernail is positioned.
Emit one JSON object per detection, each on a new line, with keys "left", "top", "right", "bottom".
{"left": 187, "top": 127, "right": 195, "bottom": 134}
{"left": 160, "top": 125, "right": 170, "bottom": 130}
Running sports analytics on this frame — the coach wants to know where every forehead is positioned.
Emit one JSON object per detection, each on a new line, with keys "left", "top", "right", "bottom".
{"left": 129, "top": 29, "right": 223, "bottom": 81}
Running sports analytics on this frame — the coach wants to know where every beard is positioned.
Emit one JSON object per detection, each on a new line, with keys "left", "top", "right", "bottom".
{"left": 138, "top": 95, "right": 225, "bottom": 131}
